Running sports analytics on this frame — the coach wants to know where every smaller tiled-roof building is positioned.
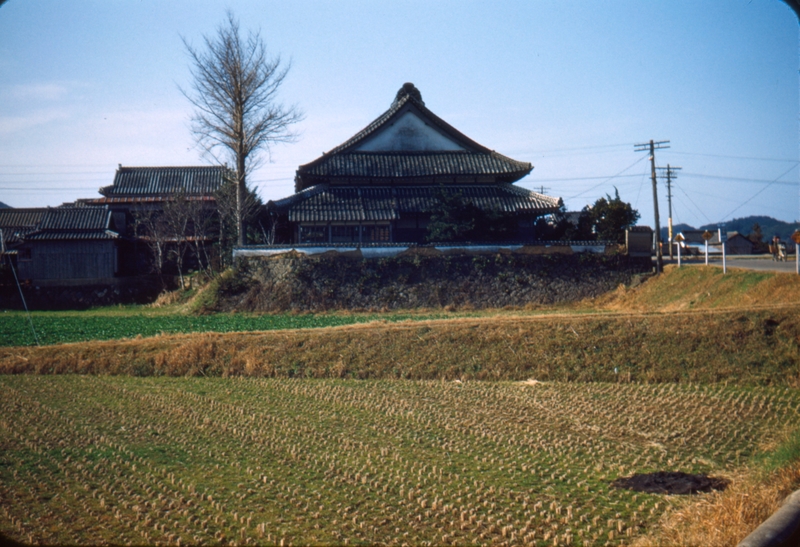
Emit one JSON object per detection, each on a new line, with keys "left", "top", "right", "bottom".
{"left": 86, "top": 165, "right": 232, "bottom": 237}
{"left": 269, "top": 83, "right": 561, "bottom": 245}
{"left": 16, "top": 207, "right": 120, "bottom": 283}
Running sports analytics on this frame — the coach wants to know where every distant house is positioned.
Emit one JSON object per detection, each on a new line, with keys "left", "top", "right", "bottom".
{"left": 268, "top": 83, "right": 561, "bottom": 245}
{"left": 675, "top": 230, "right": 723, "bottom": 255}
{"left": 16, "top": 207, "right": 119, "bottom": 284}
{"left": 724, "top": 232, "right": 754, "bottom": 255}
{"left": 674, "top": 229, "right": 754, "bottom": 255}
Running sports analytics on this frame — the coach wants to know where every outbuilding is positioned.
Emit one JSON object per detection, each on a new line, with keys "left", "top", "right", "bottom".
{"left": 16, "top": 207, "right": 120, "bottom": 284}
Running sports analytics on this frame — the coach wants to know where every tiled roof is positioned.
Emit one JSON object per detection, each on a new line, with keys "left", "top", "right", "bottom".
{"left": 272, "top": 184, "right": 561, "bottom": 223}
{"left": 295, "top": 84, "right": 533, "bottom": 191}
{"left": 0, "top": 208, "right": 47, "bottom": 247}
{"left": 324, "top": 83, "right": 490, "bottom": 156}
{"left": 298, "top": 151, "right": 531, "bottom": 182}
{"left": 0, "top": 208, "right": 47, "bottom": 229}
{"left": 99, "top": 166, "right": 231, "bottom": 197}
{"left": 24, "top": 230, "right": 118, "bottom": 241}
{"left": 22, "top": 207, "right": 118, "bottom": 241}
{"left": 87, "top": 196, "right": 216, "bottom": 205}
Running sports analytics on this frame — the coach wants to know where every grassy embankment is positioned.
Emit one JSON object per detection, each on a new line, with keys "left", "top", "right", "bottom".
{"left": 1, "top": 265, "right": 799, "bottom": 385}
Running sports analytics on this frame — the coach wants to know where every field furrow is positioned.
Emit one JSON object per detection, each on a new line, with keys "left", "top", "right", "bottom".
{"left": 1, "top": 376, "right": 797, "bottom": 546}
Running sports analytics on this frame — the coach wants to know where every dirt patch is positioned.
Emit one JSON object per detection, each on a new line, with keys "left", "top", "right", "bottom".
{"left": 612, "top": 471, "right": 729, "bottom": 495}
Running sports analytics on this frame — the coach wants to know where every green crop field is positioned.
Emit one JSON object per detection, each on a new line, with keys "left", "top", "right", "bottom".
{"left": 0, "top": 310, "right": 452, "bottom": 347}
{"left": 1, "top": 376, "right": 797, "bottom": 546}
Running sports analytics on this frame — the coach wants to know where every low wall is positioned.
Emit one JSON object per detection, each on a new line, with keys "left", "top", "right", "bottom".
{"left": 211, "top": 247, "right": 652, "bottom": 312}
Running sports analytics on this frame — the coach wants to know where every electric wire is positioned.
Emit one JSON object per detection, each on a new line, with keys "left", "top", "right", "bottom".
{"left": 670, "top": 151, "right": 800, "bottom": 163}
{"left": 565, "top": 155, "right": 648, "bottom": 200}
{"left": 717, "top": 163, "right": 799, "bottom": 223}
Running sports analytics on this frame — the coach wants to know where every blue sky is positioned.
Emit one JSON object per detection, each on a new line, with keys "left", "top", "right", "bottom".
{"left": 0, "top": 0, "right": 798, "bottom": 230}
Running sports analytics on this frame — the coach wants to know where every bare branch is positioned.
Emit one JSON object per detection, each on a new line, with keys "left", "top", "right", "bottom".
{"left": 182, "top": 11, "right": 303, "bottom": 247}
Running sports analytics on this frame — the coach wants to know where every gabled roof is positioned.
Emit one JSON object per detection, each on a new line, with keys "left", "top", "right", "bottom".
{"left": 99, "top": 165, "right": 232, "bottom": 198}
{"left": 272, "top": 184, "right": 561, "bottom": 223}
{"left": 0, "top": 208, "right": 47, "bottom": 247}
{"left": 295, "top": 83, "right": 533, "bottom": 191}
{"left": 22, "top": 207, "right": 118, "bottom": 241}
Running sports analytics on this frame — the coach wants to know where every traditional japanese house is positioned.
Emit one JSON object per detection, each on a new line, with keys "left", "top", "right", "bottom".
{"left": 86, "top": 165, "right": 232, "bottom": 237}
{"left": 84, "top": 165, "right": 234, "bottom": 274}
{"left": 16, "top": 206, "right": 120, "bottom": 283}
{"left": 268, "top": 83, "right": 561, "bottom": 245}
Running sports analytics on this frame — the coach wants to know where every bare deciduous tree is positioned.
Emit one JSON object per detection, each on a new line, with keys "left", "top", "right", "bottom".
{"left": 213, "top": 175, "right": 263, "bottom": 269}
{"left": 133, "top": 206, "right": 170, "bottom": 284}
{"left": 182, "top": 11, "right": 303, "bottom": 247}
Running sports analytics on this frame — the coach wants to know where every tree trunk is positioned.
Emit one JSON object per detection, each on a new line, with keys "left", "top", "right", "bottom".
{"left": 237, "top": 159, "right": 247, "bottom": 247}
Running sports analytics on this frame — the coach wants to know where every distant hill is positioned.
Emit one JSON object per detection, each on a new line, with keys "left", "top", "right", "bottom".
{"left": 660, "top": 216, "right": 799, "bottom": 242}
{"left": 0, "top": 202, "right": 10, "bottom": 209}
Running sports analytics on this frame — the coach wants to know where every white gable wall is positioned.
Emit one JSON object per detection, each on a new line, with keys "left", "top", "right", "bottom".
{"left": 355, "top": 111, "right": 465, "bottom": 152}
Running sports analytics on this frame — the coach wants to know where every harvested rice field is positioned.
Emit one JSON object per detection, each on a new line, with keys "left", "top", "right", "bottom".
{"left": 1, "top": 376, "right": 798, "bottom": 546}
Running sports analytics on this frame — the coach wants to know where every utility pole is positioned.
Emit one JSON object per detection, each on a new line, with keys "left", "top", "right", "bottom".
{"left": 656, "top": 164, "right": 681, "bottom": 260}
{"left": 634, "top": 140, "right": 670, "bottom": 273}
{"left": 536, "top": 186, "right": 551, "bottom": 195}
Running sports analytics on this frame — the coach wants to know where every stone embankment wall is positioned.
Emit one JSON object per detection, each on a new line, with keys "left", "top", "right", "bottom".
{"left": 211, "top": 249, "right": 652, "bottom": 312}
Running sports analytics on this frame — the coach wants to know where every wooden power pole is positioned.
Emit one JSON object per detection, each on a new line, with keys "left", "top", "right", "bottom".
{"left": 656, "top": 164, "right": 681, "bottom": 260}
{"left": 634, "top": 140, "right": 670, "bottom": 273}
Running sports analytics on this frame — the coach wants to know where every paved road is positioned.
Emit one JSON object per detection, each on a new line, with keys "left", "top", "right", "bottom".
{"left": 662, "top": 255, "right": 800, "bottom": 273}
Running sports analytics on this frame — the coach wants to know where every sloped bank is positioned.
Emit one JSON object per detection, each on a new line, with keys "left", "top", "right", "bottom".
{"left": 202, "top": 249, "right": 652, "bottom": 312}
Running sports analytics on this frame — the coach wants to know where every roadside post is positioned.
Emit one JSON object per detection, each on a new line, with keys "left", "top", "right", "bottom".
{"left": 793, "top": 231, "right": 800, "bottom": 275}
{"left": 674, "top": 233, "right": 684, "bottom": 267}
{"left": 721, "top": 230, "right": 727, "bottom": 274}
{"left": 702, "top": 230, "right": 713, "bottom": 266}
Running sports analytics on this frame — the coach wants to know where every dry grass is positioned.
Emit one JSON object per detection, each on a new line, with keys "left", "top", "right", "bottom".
{"left": 2, "top": 305, "right": 798, "bottom": 385}
{"left": 634, "top": 463, "right": 800, "bottom": 547}
{"left": 596, "top": 265, "right": 800, "bottom": 312}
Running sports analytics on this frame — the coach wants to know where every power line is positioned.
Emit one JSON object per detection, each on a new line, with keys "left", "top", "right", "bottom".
{"left": 0, "top": 170, "right": 111, "bottom": 176}
{"left": 717, "top": 162, "right": 799, "bottom": 223}
{"left": 564, "top": 155, "right": 648, "bottom": 200}
{"left": 681, "top": 172, "right": 798, "bottom": 186}
{"left": 670, "top": 151, "right": 800, "bottom": 163}
{"left": 525, "top": 173, "right": 643, "bottom": 183}
{"left": 0, "top": 187, "right": 102, "bottom": 191}
{"left": 676, "top": 186, "right": 712, "bottom": 224}
{"left": 526, "top": 143, "right": 633, "bottom": 154}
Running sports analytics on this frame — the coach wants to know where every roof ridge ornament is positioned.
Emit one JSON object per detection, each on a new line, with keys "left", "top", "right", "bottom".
{"left": 394, "top": 82, "right": 423, "bottom": 106}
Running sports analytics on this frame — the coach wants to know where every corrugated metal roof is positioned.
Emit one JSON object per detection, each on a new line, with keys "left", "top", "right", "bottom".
{"left": 295, "top": 84, "right": 533, "bottom": 191}
{"left": 280, "top": 184, "right": 560, "bottom": 223}
{"left": 100, "top": 166, "right": 231, "bottom": 197}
